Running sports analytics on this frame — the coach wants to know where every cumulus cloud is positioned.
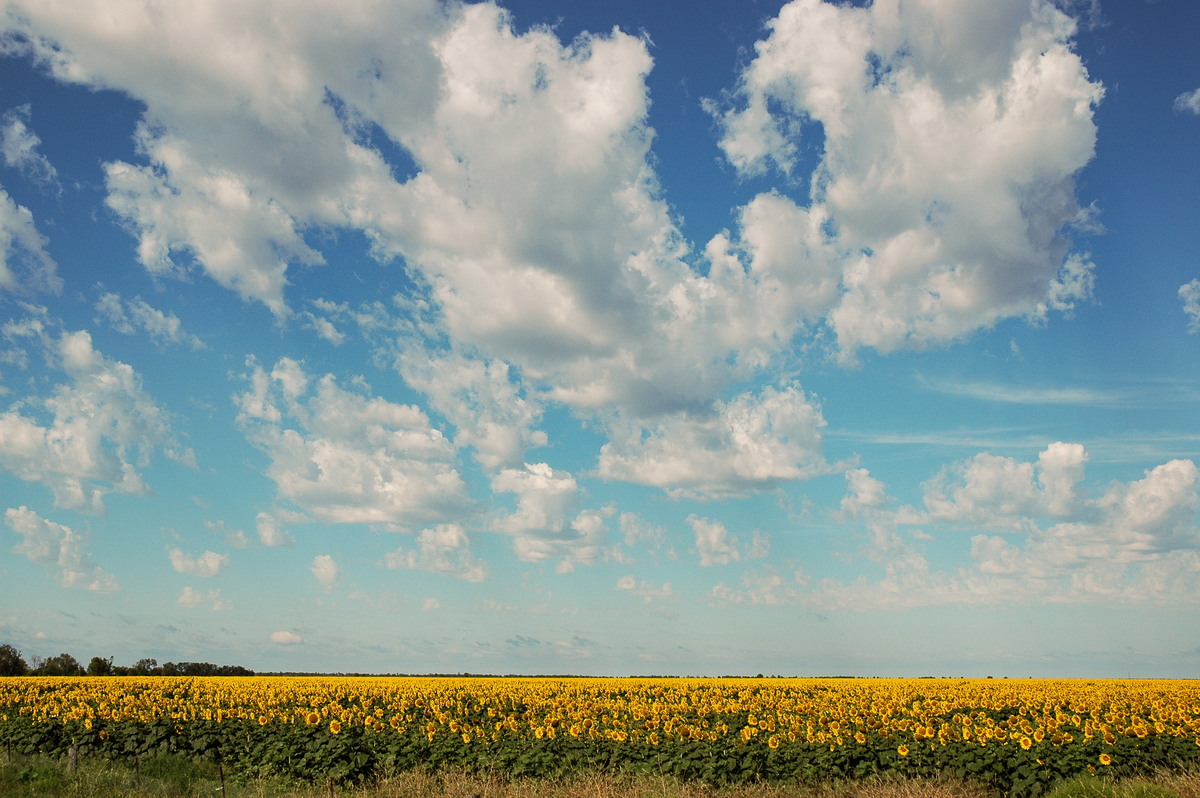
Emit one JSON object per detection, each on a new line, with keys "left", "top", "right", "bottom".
{"left": 711, "top": 0, "right": 1102, "bottom": 358}
{"left": 1174, "top": 88, "right": 1200, "bottom": 115}
{"left": 95, "top": 292, "right": 205, "bottom": 350}
{"left": 384, "top": 523, "right": 487, "bottom": 582}
{"left": 1180, "top": 279, "right": 1200, "bottom": 333}
{"left": 1, "top": 105, "right": 59, "bottom": 188}
{"left": 0, "top": 0, "right": 1112, "bottom": 505}
{"left": 490, "top": 463, "right": 608, "bottom": 566}
{"left": 270, "top": 630, "right": 303, "bottom": 645}
{"left": 168, "top": 548, "right": 228, "bottom": 578}
{"left": 824, "top": 445, "right": 1198, "bottom": 609}
{"left": 235, "top": 357, "right": 468, "bottom": 527}
{"left": 689, "top": 515, "right": 768, "bottom": 567}
{"left": 1, "top": 0, "right": 804, "bottom": 425}
{"left": 5, "top": 505, "right": 118, "bottom": 593}
{"left": 922, "top": 441, "right": 1089, "bottom": 531}
{"left": 598, "top": 384, "right": 829, "bottom": 497}
{"left": 178, "top": 586, "right": 230, "bottom": 610}
{"left": 0, "top": 320, "right": 186, "bottom": 512}
{"left": 310, "top": 554, "right": 341, "bottom": 592}
{"left": 0, "top": 187, "right": 59, "bottom": 294}
{"left": 395, "top": 347, "right": 546, "bottom": 471}
{"left": 255, "top": 511, "right": 294, "bottom": 548}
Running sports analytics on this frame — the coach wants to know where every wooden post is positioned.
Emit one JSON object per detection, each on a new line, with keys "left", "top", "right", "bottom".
{"left": 67, "top": 744, "right": 78, "bottom": 774}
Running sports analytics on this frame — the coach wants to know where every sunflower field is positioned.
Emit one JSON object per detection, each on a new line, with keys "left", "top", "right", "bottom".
{"left": 2, "top": 676, "right": 1199, "bottom": 795}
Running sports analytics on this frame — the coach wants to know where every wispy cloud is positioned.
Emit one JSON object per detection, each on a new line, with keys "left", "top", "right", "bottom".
{"left": 922, "top": 377, "right": 1127, "bottom": 406}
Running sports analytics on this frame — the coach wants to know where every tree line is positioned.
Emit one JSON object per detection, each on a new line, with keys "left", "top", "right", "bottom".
{"left": 0, "top": 643, "right": 253, "bottom": 677}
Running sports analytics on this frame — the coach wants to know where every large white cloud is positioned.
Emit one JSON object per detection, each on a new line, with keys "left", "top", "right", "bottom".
{"left": 2, "top": 0, "right": 1110, "bottom": 504}
{"left": 5, "top": 505, "right": 117, "bottom": 593}
{"left": 490, "top": 462, "right": 608, "bottom": 567}
{"left": 394, "top": 347, "right": 546, "bottom": 471}
{"left": 235, "top": 357, "right": 468, "bottom": 528}
{"left": 712, "top": 0, "right": 1103, "bottom": 359}
{"left": 1, "top": 0, "right": 801, "bottom": 419}
{"left": 598, "top": 383, "right": 828, "bottom": 497}
{"left": 0, "top": 318, "right": 185, "bottom": 511}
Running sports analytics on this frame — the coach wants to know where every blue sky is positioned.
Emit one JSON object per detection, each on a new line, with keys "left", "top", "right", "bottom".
{"left": 0, "top": 0, "right": 1197, "bottom": 677}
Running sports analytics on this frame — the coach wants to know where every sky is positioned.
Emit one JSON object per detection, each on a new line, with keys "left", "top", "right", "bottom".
{"left": 0, "top": 0, "right": 1197, "bottom": 678}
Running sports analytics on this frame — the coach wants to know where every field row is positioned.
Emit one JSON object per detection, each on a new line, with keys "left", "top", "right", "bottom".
{"left": 2, "top": 677, "right": 1199, "bottom": 795}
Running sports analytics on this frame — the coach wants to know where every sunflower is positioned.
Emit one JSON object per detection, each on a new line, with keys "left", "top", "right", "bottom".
{"left": 329, "top": 720, "right": 342, "bottom": 734}
{"left": 305, "top": 711, "right": 320, "bottom": 726}
{"left": 1099, "top": 753, "right": 1112, "bottom": 766}
{"left": 897, "top": 745, "right": 909, "bottom": 757}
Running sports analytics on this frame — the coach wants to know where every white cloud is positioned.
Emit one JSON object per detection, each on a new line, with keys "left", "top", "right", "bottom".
{"left": 492, "top": 463, "right": 578, "bottom": 538}
{"left": 1, "top": 105, "right": 59, "bottom": 188}
{"left": 1, "top": 0, "right": 807, "bottom": 428}
{"left": 310, "top": 554, "right": 341, "bottom": 592}
{"left": 168, "top": 548, "right": 228, "bottom": 578}
{"left": 712, "top": 0, "right": 1102, "bottom": 359}
{"left": 840, "top": 467, "right": 889, "bottom": 516}
{"left": 235, "top": 357, "right": 468, "bottom": 527}
{"left": 1, "top": 0, "right": 443, "bottom": 316}
{"left": 205, "top": 519, "right": 251, "bottom": 549}
{"left": 922, "top": 441, "right": 1089, "bottom": 531}
{"left": 384, "top": 523, "right": 487, "bottom": 582}
{"left": 1174, "top": 88, "right": 1200, "bottom": 115}
{"left": 103, "top": 135, "right": 322, "bottom": 317}
{"left": 490, "top": 463, "right": 608, "bottom": 566}
{"left": 598, "top": 384, "right": 828, "bottom": 497}
{"left": 5, "top": 505, "right": 117, "bottom": 593}
{"left": 814, "top": 445, "right": 1200, "bottom": 609}
{"left": 615, "top": 574, "right": 672, "bottom": 603}
{"left": 269, "top": 630, "right": 303, "bottom": 645}
{"left": 421, "top": 597, "right": 441, "bottom": 611}
{"left": 1180, "top": 279, "right": 1200, "bottom": 333}
{"left": 690, "top": 515, "right": 767, "bottom": 567}
{"left": 95, "top": 292, "right": 205, "bottom": 350}
{"left": 0, "top": 322, "right": 184, "bottom": 512}
{"left": 0, "top": 186, "right": 60, "bottom": 294}
{"left": 711, "top": 568, "right": 809, "bottom": 607}
{"left": 255, "top": 511, "right": 294, "bottom": 548}
{"left": 178, "top": 586, "right": 230, "bottom": 610}
{"left": 395, "top": 347, "right": 546, "bottom": 471}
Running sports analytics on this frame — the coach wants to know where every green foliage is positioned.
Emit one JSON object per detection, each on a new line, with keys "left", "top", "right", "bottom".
{"left": 0, "top": 645, "right": 29, "bottom": 677}
{"left": 4, "top": 707, "right": 1200, "bottom": 794}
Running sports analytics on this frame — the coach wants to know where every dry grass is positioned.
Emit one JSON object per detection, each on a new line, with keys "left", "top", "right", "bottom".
{"left": 1156, "top": 770, "right": 1200, "bottom": 798}
{"left": 257, "top": 770, "right": 1000, "bottom": 798}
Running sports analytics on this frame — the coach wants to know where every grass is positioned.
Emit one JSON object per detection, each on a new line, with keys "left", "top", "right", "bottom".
{"left": 2, "top": 753, "right": 1199, "bottom": 798}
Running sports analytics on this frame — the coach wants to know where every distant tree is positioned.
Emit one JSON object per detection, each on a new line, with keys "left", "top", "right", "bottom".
{"left": 35, "top": 653, "right": 85, "bottom": 676}
{"left": 86, "top": 656, "right": 114, "bottom": 676}
{"left": 217, "top": 664, "right": 254, "bottom": 676}
{"left": 0, "top": 644, "right": 29, "bottom": 676}
{"left": 130, "top": 658, "right": 160, "bottom": 676}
